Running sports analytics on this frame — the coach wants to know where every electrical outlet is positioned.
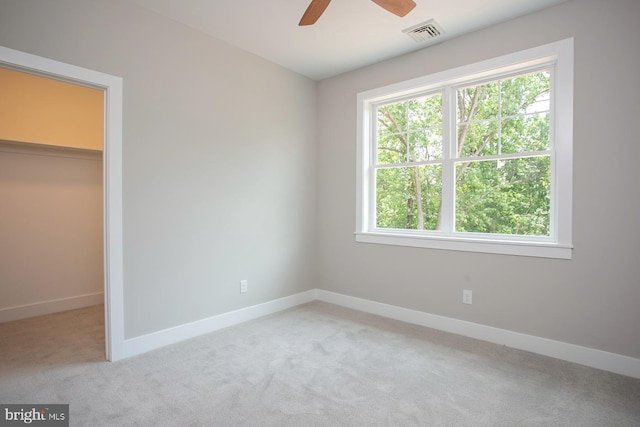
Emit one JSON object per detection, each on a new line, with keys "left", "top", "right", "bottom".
{"left": 463, "top": 289, "right": 472, "bottom": 304}
{"left": 240, "top": 279, "right": 248, "bottom": 294}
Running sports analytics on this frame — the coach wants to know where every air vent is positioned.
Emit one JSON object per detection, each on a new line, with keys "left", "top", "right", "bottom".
{"left": 403, "top": 20, "right": 444, "bottom": 43}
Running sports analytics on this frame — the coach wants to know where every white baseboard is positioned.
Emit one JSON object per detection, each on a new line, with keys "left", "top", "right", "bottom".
{"left": 118, "top": 288, "right": 640, "bottom": 379}
{"left": 315, "top": 289, "right": 640, "bottom": 379}
{"left": 0, "top": 292, "right": 104, "bottom": 323}
{"left": 123, "top": 290, "right": 317, "bottom": 359}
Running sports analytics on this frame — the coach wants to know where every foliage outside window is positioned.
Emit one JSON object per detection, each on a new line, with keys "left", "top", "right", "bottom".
{"left": 356, "top": 39, "right": 573, "bottom": 259}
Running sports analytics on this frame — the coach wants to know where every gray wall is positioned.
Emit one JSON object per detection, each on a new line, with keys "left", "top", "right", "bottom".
{"left": 316, "top": 0, "right": 640, "bottom": 359}
{"left": 0, "top": 0, "right": 317, "bottom": 338}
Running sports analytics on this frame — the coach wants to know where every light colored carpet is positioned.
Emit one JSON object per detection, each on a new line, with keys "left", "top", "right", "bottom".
{"left": 1, "top": 301, "right": 639, "bottom": 426}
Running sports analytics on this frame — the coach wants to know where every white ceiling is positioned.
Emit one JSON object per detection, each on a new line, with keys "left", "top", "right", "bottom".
{"left": 128, "top": 0, "right": 568, "bottom": 81}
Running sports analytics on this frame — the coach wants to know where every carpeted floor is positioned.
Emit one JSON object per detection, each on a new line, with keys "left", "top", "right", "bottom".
{"left": 1, "top": 301, "right": 639, "bottom": 426}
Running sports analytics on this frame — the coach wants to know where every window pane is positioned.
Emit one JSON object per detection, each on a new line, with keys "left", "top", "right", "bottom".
{"left": 457, "top": 82, "right": 499, "bottom": 123}
{"left": 457, "top": 71, "right": 551, "bottom": 158}
{"left": 376, "top": 165, "right": 442, "bottom": 230}
{"left": 501, "top": 112, "right": 550, "bottom": 153}
{"left": 377, "top": 103, "right": 407, "bottom": 137}
{"left": 455, "top": 156, "right": 550, "bottom": 236}
{"left": 410, "top": 128, "right": 442, "bottom": 161}
{"left": 501, "top": 72, "right": 550, "bottom": 116}
{"left": 377, "top": 133, "right": 407, "bottom": 164}
{"left": 407, "top": 95, "right": 442, "bottom": 130}
{"left": 457, "top": 120, "right": 499, "bottom": 157}
{"left": 377, "top": 94, "right": 442, "bottom": 165}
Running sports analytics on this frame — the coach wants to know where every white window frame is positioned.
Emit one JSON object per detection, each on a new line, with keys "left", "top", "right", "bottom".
{"left": 356, "top": 38, "right": 573, "bottom": 259}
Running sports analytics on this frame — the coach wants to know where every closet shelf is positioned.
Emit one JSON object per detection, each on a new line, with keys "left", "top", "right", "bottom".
{"left": 0, "top": 139, "right": 102, "bottom": 160}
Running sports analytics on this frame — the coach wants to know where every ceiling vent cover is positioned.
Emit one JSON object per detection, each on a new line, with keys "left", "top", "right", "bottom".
{"left": 403, "top": 20, "right": 444, "bottom": 43}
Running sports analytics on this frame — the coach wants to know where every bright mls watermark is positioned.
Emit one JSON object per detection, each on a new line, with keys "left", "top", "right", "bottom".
{"left": 1, "top": 405, "right": 68, "bottom": 426}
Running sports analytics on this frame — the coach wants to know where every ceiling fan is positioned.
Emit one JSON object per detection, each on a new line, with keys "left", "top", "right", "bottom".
{"left": 299, "top": 0, "right": 417, "bottom": 26}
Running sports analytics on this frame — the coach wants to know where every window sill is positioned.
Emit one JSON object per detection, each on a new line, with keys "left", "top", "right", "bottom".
{"left": 355, "top": 231, "right": 572, "bottom": 259}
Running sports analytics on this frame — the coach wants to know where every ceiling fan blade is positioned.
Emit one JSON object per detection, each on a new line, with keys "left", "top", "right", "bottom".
{"left": 371, "top": 0, "right": 416, "bottom": 17}
{"left": 299, "top": 0, "right": 332, "bottom": 26}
